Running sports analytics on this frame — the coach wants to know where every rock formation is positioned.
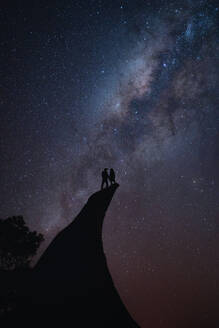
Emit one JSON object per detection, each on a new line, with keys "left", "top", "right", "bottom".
{"left": 23, "top": 184, "right": 139, "bottom": 327}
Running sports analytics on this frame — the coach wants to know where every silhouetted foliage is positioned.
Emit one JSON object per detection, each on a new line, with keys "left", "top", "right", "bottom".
{"left": 0, "top": 216, "right": 44, "bottom": 271}
{"left": 0, "top": 216, "right": 44, "bottom": 320}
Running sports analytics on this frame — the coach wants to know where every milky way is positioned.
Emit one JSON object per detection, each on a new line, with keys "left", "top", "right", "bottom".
{"left": 0, "top": 1, "right": 219, "bottom": 327}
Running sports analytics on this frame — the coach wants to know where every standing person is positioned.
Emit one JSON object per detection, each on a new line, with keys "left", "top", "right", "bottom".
{"left": 101, "top": 168, "right": 109, "bottom": 190}
{"left": 109, "top": 168, "right": 116, "bottom": 185}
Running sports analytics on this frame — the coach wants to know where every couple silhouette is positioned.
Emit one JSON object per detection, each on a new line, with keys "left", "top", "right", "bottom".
{"left": 101, "top": 168, "right": 116, "bottom": 190}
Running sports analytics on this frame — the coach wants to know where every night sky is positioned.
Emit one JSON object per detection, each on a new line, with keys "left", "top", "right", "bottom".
{"left": 1, "top": 1, "right": 219, "bottom": 327}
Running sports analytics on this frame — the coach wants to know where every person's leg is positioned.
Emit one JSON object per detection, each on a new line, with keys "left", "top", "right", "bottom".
{"left": 103, "top": 179, "right": 107, "bottom": 189}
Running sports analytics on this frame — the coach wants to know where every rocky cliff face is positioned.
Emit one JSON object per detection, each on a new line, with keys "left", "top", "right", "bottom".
{"left": 25, "top": 184, "right": 139, "bottom": 327}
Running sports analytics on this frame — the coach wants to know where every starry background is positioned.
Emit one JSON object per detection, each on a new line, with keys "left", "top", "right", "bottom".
{"left": 0, "top": 0, "right": 219, "bottom": 327}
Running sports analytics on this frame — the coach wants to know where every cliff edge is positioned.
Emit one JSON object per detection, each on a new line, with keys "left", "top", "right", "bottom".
{"left": 28, "top": 184, "right": 139, "bottom": 327}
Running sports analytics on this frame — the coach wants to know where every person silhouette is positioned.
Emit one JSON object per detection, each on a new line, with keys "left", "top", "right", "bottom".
{"left": 101, "top": 168, "right": 109, "bottom": 190}
{"left": 109, "top": 168, "right": 116, "bottom": 185}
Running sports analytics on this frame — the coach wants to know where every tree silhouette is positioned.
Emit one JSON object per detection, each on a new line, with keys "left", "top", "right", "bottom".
{"left": 0, "top": 216, "right": 44, "bottom": 271}
{"left": 0, "top": 216, "right": 44, "bottom": 318}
